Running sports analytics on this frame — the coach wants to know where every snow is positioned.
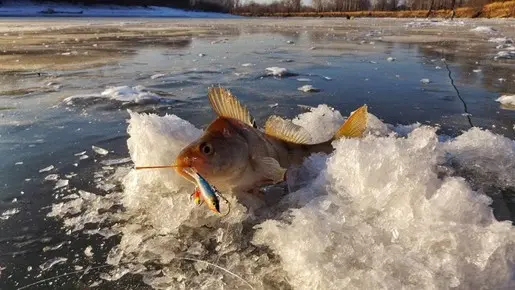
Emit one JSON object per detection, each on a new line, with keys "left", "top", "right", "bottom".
{"left": 63, "top": 85, "right": 172, "bottom": 105}
{"left": 496, "top": 95, "right": 515, "bottom": 106}
{"left": 470, "top": 26, "right": 497, "bottom": 33}
{"left": 47, "top": 106, "right": 515, "bottom": 289}
{"left": 0, "top": 1, "right": 234, "bottom": 18}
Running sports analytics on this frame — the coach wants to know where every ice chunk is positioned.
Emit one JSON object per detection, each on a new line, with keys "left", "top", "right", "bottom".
{"left": 39, "top": 257, "right": 67, "bottom": 271}
{"left": 100, "top": 157, "right": 132, "bottom": 166}
{"left": 269, "top": 103, "right": 278, "bottom": 108}
{"left": 74, "top": 151, "right": 87, "bottom": 156}
{"left": 494, "top": 51, "right": 515, "bottom": 60}
{"left": 1, "top": 208, "right": 20, "bottom": 220}
{"left": 470, "top": 26, "right": 496, "bottom": 33}
{"left": 15, "top": 161, "right": 23, "bottom": 165}
{"left": 150, "top": 73, "right": 166, "bottom": 80}
{"left": 386, "top": 57, "right": 396, "bottom": 61}
{"left": 39, "top": 165, "right": 54, "bottom": 173}
{"left": 297, "top": 85, "right": 320, "bottom": 93}
{"left": 92, "top": 145, "right": 109, "bottom": 155}
{"left": 241, "top": 63, "right": 254, "bottom": 67}
{"left": 44, "top": 174, "right": 59, "bottom": 181}
{"left": 266, "top": 67, "right": 288, "bottom": 77}
{"left": 64, "top": 86, "right": 167, "bottom": 105}
{"left": 79, "top": 155, "right": 89, "bottom": 160}
{"left": 297, "top": 78, "right": 311, "bottom": 82}
{"left": 84, "top": 246, "right": 94, "bottom": 257}
{"left": 473, "top": 69, "right": 482, "bottom": 73}
{"left": 420, "top": 78, "right": 431, "bottom": 84}
{"left": 496, "top": 95, "right": 515, "bottom": 106}
{"left": 54, "top": 179, "right": 69, "bottom": 189}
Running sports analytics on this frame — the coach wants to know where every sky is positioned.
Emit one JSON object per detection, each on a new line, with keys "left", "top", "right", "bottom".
{"left": 243, "top": 0, "right": 313, "bottom": 6}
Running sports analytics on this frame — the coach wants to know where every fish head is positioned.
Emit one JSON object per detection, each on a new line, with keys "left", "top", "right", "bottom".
{"left": 175, "top": 117, "right": 250, "bottom": 185}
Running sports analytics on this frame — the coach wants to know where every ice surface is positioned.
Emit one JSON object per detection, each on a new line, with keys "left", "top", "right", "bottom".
{"left": 39, "top": 257, "right": 67, "bottom": 272}
{"left": 496, "top": 95, "right": 515, "bottom": 106}
{"left": 63, "top": 86, "right": 171, "bottom": 105}
{"left": 47, "top": 106, "right": 515, "bottom": 289}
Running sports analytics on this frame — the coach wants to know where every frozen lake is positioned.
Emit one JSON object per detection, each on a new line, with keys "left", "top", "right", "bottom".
{"left": 0, "top": 18, "right": 514, "bottom": 289}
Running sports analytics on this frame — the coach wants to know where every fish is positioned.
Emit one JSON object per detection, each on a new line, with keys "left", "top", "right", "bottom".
{"left": 183, "top": 167, "right": 221, "bottom": 214}
{"left": 175, "top": 86, "right": 368, "bottom": 194}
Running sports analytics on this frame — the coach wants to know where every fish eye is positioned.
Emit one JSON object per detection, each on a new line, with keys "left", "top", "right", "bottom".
{"left": 200, "top": 142, "right": 213, "bottom": 155}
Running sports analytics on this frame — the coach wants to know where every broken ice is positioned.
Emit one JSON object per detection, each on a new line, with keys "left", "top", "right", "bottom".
{"left": 92, "top": 145, "right": 109, "bottom": 155}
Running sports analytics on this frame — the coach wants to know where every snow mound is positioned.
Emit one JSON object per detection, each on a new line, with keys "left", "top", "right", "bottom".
{"left": 48, "top": 106, "right": 515, "bottom": 289}
{"left": 63, "top": 86, "right": 171, "bottom": 105}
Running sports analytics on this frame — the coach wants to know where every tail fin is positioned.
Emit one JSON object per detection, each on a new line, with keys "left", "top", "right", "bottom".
{"left": 333, "top": 105, "right": 368, "bottom": 139}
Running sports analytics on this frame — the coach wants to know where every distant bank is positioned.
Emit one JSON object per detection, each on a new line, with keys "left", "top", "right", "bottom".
{"left": 0, "top": 2, "right": 234, "bottom": 18}
{"left": 237, "top": 1, "right": 515, "bottom": 19}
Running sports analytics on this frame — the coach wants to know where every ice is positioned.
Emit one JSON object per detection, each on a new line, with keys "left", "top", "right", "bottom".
{"left": 47, "top": 107, "right": 515, "bottom": 289}
{"left": 494, "top": 51, "right": 515, "bottom": 60}
{"left": 39, "top": 165, "right": 54, "bottom": 173}
{"left": 63, "top": 85, "right": 169, "bottom": 105}
{"left": 266, "top": 67, "right": 289, "bottom": 77}
{"left": 470, "top": 26, "right": 497, "bottom": 33}
{"left": 496, "top": 95, "right": 515, "bottom": 106}
{"left": 241, "top": 63, "right": 254, "bottom": 67}
{"left": 39, "top": 257, "right": 67, "bottom": 272}
{"left": 1, "top": 208, "right": 20, "bottom": 220}
{"left": 296, "top": 78, "right": 311, "bottom": 82}
{"left": 84, "top": 246, "right": 94, "bottom": 257}
{"left": 54, "top": 179, "right": 69, "bottom": 189}
{"left": 15, "top": 161, "right": 23, "bottom": 165}
{"left": 44, "top": 174, "right": 59, "bottom": 181}
{"left": 150, "top": 73, "right": 166, "bottom": 80}
{"left": 79, "top": 155, "right": 89, "bottom": 160}
{"left": 100, "top": 157, "right": 132, "bottom": 166}
{"left": 386, "top": 57, "right": 396, "bottom": 61}
{"left": 74, "top": 151, "right": 87, "bottom": 156}
{"left": 297, "top": 85, "right": 320, "bottom": 93}
{"left": 473, "top": 69, "right": 482, "bottom": 73}
{"left": 420, "top": 78, "right": 431, "bottom": 84}
{"left": 489, "top": 37, "right": 513, "bottom": 45}
{"left": 92, "top": 145, "right": 109, "bottom": 155}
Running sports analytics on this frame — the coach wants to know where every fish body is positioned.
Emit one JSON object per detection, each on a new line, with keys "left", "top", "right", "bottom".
{"left": 175, "top": 87, "right": 368, "bottom": 194}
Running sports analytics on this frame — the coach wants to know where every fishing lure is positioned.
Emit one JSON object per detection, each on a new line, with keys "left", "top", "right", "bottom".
{"left": 183, "top": 167, "right": 230, "bottom": 215}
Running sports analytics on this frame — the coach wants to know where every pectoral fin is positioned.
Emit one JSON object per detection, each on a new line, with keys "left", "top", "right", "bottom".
{"left": 333, "top": 104, "right": 368, "bottom": 139}
{"left": 251, "top": 157, "right": 287, "bottom": 184}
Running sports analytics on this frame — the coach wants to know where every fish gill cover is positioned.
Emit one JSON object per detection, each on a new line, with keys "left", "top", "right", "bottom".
{"left": 48, "top": 105, "right": 515, "bottom": 289}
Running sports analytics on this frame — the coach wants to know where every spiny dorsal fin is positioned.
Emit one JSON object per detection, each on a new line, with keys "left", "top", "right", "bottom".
{"left": 265, "top": 115, "right": 312, "bottom": 144}
{"left": 208, "top": 86, "right": 257, "bottom": 128}
{"left": 333, "top": 104, "right": 368, "bottom": 139}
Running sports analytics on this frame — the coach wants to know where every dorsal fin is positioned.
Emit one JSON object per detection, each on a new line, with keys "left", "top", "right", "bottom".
{"left": 208, "top": 86, "right": 257, "bottom": 128}
{"left": 333, "top": 104, "right": 368, "bottom": 139}
{"left": 264, "top": 115, "right": 312, "bottom": 144}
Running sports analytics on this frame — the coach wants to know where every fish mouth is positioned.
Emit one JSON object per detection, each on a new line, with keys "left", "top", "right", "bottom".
{"left": 174, "top": 156, "right": 196, "bottom": 184}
